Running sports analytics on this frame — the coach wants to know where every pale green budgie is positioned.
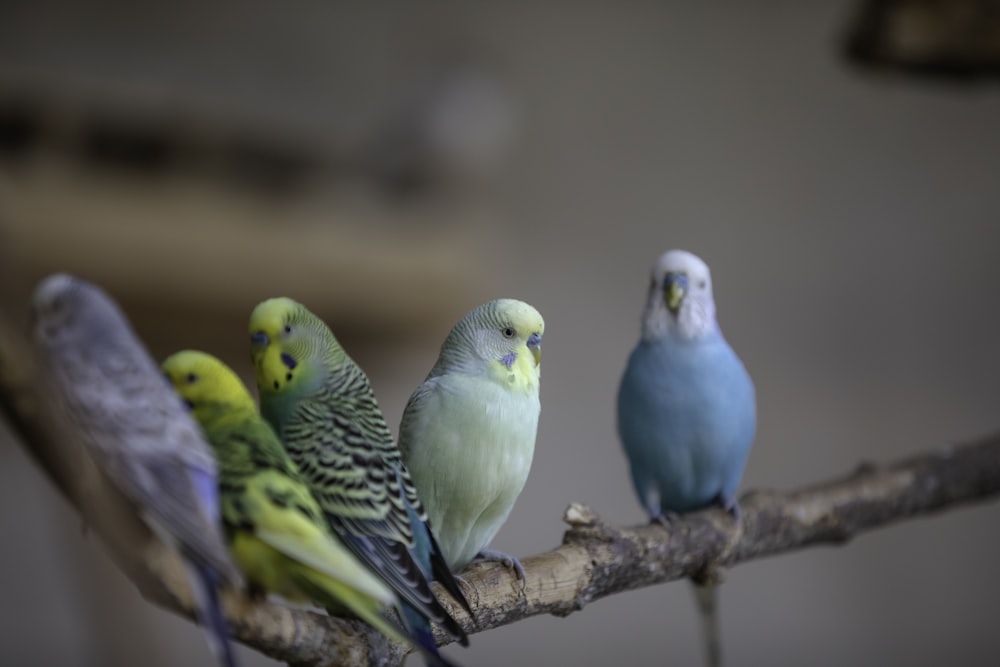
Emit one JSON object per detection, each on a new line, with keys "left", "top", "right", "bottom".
{"left": 617, "top": 250, "right": 757, "bottom": 667}
{"left": 398, "top": 299, "right": 543, "bottom": 579}
{"left": 162, "top": 350, "right": 458, "bottom": 665}
{"left": 248, "top": 298, "right": 471, "bottom": 665}
{"left": 31, "top": 274, "right": 240, "bottom": 667}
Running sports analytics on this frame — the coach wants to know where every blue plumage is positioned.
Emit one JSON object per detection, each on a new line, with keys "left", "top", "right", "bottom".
{"left": 617, "top": 249, "right": 755, "bottom": 518}
{"left": 617, "top": 249, "right": 756, "bottom": 667}
{"left": 619, "top": 332, "right": 755, "bottom": 516}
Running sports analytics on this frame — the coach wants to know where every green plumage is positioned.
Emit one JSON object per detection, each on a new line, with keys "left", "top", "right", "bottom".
{"left": 249, "top": 298, "right": 470, "bottom": 662}
{"left": 161, "top": 350, "right": 440, "bottom": 658}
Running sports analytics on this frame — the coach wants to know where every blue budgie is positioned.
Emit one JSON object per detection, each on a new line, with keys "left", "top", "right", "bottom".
{"left": 617, "top": 249, "right": 756, "bottom": 667}
{"left": 32, "top": 274, "right": 241, "bottom": 667}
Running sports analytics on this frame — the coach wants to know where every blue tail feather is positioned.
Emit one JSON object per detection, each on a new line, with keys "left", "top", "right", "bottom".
{"left": 400, "top": 603, "right": 462, "bottom": 667}
{"left": 190, "top": 564, "right": 240, "bottom": 667}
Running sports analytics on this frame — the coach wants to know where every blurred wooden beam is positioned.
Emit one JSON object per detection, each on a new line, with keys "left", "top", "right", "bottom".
{"left": 0, "top": 164, "right": 494, "bottom": 336}
{"left": 0, "top": 64, "right": 502, "bottom": 338}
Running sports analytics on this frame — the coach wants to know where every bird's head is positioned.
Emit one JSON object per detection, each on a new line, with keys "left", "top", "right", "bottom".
{"left": 162, "top": 350, "right": 256, "bottom": 426}
{"left": 643, "top": 249, "right": 717, "bottom": 341}
{"left": 248, "top": 297, "right": 341, "bottom": 398}
{"left": 444, "top": 298, "right": 544, "bottom": 390}
{"left": 31, "top": 273, "right": 129, "bottom": 349}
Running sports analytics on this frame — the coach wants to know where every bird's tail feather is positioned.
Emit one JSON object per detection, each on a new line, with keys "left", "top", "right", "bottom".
{"left": 299, "top": 567, "right": 461, "bottom": 667}
{"left": 427, "top": 527, "right": 474, "bottom": 622}
{"left": 400, "top": 602, "right": 464, "bottom": 667}
{"left": 404, "top": 498, "right": 471, "bottom": 644}
{"left": 187, "top": 563, "right": 240, "bottom": 667}
{"left": 691, "top": 582, "right": 722, "bottom": 667}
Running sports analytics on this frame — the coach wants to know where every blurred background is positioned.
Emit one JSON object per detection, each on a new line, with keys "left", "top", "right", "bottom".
{"left": 1, "top": 2, "right": 999, "bottom": 666}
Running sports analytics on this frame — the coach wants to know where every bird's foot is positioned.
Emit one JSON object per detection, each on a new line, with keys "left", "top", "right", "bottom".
{"left": 714, "top": 494, "right": 745, "bottom": 564}
{"left": 474, "top": 549, "right": 527, "bottom": 588}
{"left": 715, "top": 493, "right": 742, "bottom": 523}
{"left": 650, "top": 511, "right": 680, "bottom": 529}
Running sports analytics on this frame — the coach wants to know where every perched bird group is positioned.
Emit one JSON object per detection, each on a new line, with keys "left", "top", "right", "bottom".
{"left": 31, "top": 276, "right": 545, "bottom": 667}
{"left": 29, "top": 247, "right": 754, "bottom": 667}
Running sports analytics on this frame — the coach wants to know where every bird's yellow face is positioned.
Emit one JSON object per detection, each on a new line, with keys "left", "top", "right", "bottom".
{"left": 248, "top": 298, "right": 321, "bottom": 397}
{"left": 485, "top": 300, "right": 544, "bottom": 392}
{"left": 162, "top": 350, "right": 256, "bottom": 425}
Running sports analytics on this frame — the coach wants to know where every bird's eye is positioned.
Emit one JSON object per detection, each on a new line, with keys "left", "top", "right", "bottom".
{"left": 186, "top": 373, "right": 198, "bottom": 384}
{"left": 502, "top": 327, "right": 515, "bottom": 338}
{"left": 283, "top": 325, "right": 292, "bottom": 334}
{"left": 698, "top": 280, "right": 707, "bottom": 289}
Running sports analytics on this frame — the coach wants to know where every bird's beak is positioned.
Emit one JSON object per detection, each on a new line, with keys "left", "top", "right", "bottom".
{"left": 526, "top": 332, "right": 542, "bottom": 366}
{"left": 663, "top": 273, "right": 687, "bottom": 315}
{"left": 250, "top": 331, "right": 270, "bottom": 349}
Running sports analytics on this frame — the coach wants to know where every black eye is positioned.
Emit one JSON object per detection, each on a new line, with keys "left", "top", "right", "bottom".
{"left": 502, "top": 327, "right": 515, "bottom": 338}
{"left": 283, "top": 325, "right": 292, "bottom": 334}
{"left": 698, "top": 280, "right": 707, "bottom": 289}
{"left": 186, "top": 373, "right": 198, "bottom": 384}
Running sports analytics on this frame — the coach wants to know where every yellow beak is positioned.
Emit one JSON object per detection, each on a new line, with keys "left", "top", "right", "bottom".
{"left": 665, "top": 279, "right": 686, "bottom": 314}
{"left": 527, "top": 332, "right": 542, "bottom": 366}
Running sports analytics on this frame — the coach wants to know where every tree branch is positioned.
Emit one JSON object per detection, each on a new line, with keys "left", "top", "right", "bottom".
{"left": 444, "top": 434, "right": 1000, "bottom": 634}
{"left": 2, "top": 308, "right": 999, "bottom": 666}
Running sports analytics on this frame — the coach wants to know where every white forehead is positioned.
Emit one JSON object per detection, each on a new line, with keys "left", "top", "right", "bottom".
{"left": 33, "top": 273, "right": 76, "bottom": 309}
{"left": 651, "top": 249, "right": 711, "bottom": 281}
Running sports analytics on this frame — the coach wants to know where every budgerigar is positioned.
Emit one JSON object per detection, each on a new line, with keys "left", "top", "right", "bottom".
{"left": 616, "top": 250, "right": 756, "bottom": 667}
{"left": 398, "top": 299, "right": 543, "bottom": 579}
{"left": 162, "top": 351, "right": 459, "bottom": 666}
{"left": 248, "top": 298, "right": 471, "bottom": 665}
{"left": 31, "top": 274, "right": 240, "bottom": 667}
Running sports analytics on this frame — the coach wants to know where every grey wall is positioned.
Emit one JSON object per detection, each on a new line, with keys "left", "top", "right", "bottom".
{"left": 1, "top": 3, "right": 999, "bottom": 666}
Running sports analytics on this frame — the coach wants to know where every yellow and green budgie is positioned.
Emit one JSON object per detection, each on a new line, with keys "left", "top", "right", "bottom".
{"left": 248, "top": 299, "right": 471, "bottom": 665}
{"left": 399, "top": 299, "right": 543, "bottom": 580}
{"left": 161, "top": 350, "right": 460, "bottom": 666}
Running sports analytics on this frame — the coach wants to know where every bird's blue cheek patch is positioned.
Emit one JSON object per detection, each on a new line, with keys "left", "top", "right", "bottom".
{"left": 500, "top": 352, "right": 517, "bottom": 369}
{"left": 278, "top": 352, "right": 297, "bottom": 385}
